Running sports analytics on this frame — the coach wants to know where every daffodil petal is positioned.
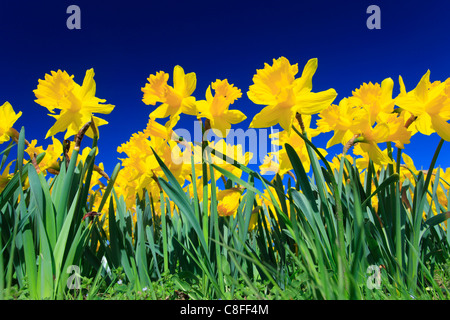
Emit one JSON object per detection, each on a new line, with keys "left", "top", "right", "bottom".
{"left": 45, "top": 111, "right": 76, "bottom": 139}
{"left": 296, "top": 89, "right": 337, "bottom": 115}
{"left": 223, "top": 109, "right": 247, "bottom": 124}
{"left": 249, "top": 105, "right": 286, "bottom": 128}
{"left": 294, "top": 58, "right": 318, "bottom": 93}
{"left": 431, "top": 115, "right": 450, "bottom": 141}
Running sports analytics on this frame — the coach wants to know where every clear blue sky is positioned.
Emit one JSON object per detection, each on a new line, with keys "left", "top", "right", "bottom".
{"left": 1, "top": 0, "right": 449, "bottom": 180}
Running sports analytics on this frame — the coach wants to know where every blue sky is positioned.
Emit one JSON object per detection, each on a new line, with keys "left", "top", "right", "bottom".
{"left": 1, "top": 0, "right": 450, "bottom": 180}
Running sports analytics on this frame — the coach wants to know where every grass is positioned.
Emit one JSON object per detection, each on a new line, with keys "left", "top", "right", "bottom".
{"left": 1, "top": 120, "right": 450, "bottom": 300}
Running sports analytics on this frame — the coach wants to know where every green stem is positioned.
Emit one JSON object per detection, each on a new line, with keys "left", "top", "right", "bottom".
{"left": 423, "top": 138, "right": 444, "bottom": 193}
{"left": 0, "top": 235, "right": 3, "bottom": 300}
{"left": 160, "top": 192, "right": 169, "bottom": 274}
{"left": 201, "top": 119, "right": 209, "bottom": 251}
{"left": 395, "top": 146, "right": 403, "bottom": 284}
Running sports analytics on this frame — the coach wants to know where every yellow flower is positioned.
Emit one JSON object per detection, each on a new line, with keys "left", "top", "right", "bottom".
{"left": 197, "top": 79, "right": 246, "bottom": 137}
{"left": 117, "top": 131, "right": 159, "bottom": 199}
{"left": 395, "top": 70, "right": 450, "bottom": 141}
{"left": 34, "top": 69, "right": 115, "bottom": 139}
{"left": 193, "top": 139, "right": 253, "bottom": 181}
{"left": 142, "top": 66, "right": 197, "bottom": 127}
{"left": 0, "top": 102, "right": 22, "bottom": 144}
{"left": 259, "top": 153, "right": 280, "bottom": 176}
{"left": 314, "top": 97, "right": 364, "bottom": 148}
{"left": 217, "top": 188, "right": 242, "bottom": 217}
{"left": 248, "top": 57, "right": 337, "bottom": 133}
{"left": 0, "top": 161, "right": 15, "bottom": 193}
{"left": 353, "top": 144, "right": 391, "bottom": 171}
{"left": 348, "top": 78, "right": 395, "bottom": 125}
{"left": 262, "top": 116, "right": 325, "bottom": 176}
{"left": 354, "top": 113, "right": 411, "bottom": 165}
{"left": 117, "top": 121, "right": 191, "bottom": 204}
{"left": 25, "top": 140, "right": 45, "bottom": 159}
{"left": 144, "top": 117, "right": 177, "bottom": 140}
{"left": 88, "top": 162, "right": 106, "bottom": 190}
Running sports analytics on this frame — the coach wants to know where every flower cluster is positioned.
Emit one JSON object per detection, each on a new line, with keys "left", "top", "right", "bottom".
{"left": 1, "top": 58, "right": 449, "bottom": 232}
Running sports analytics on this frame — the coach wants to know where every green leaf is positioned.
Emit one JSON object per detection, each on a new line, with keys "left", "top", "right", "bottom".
{"left": 285, "top": 143, "right": 317, "bottom": 211}
{"left": 53, "top": 189, "right": 80, "bottom": 287}
{"left": 97, "top": 162, "right": 121, "bottom": 213}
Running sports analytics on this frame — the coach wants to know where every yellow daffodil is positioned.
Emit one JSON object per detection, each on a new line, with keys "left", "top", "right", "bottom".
{"left": 25, "top": 140, "right": 45, "bottom": 159}
{"left": 196, "top": 79, "right": 246, "bottom": 137}
{"left": 395, "top": 70, "right": 450, "bottom": 141}
{"left": 314, "top": 97, "right": 364, "bottom": 148}
{"left": 217, "top": 188, "right": 242, "bottom": 217}
{"left": 117, "top": 120, "right": 191, "bottom": 204}
{"left": 248, "top": 57, "right": 337, "bottom": 133}
{"left": 354, "top": 113, "right": 411, "bottom": 165}
{"left": 262, "top": 116, "right": 325, "bottom": 176}
{"left": 193, "top": 139, "right": 253, "bottom": 182}
{"left": 34, "top": 69, "right": 115, "bottom": 139}
{"left": 348, "top": 78, "right": 395, "bottom": 125}
{"left": 144, "top": 117, "right": 178, "bottom": 140}
{"left": 43, "top": 137, "right": 64, "bottom": 172}
{"left": 328, "top": 153, "right": 354, "bottom": 176}
{"left": 0, "top": 161, "right": 15, "bottom": 193}
{"left": 353, "top": 144, "right": 391, "bottom": 171}
{"left": 259, "top": 153, "right": 280, "bottom": 175}
{"left": 25, "top": 137, "right": 65, "bottom": 174}
{"left": 0, "top": 102, "right": 22, "bottom": 144}
{"left": 88, "top": 162, "right": 106, "bottom": 190}
{"left": 142, "top": 65, "right": 197, "bottom": 128}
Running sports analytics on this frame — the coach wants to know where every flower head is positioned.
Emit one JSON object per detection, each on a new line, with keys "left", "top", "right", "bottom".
{"left": 248, "top": 57, "right": 337, "bottom": 134}
{"left": 262, "top": 116, "right": 325, "bottom": 176}
{"left": 34, "top": 69, "right": 115, "bottom": 139}
{"left": 395, "top": 70, "right": 450, "bottom": 141}
{"left": 197, "top": 79, "right": 246, "bottom": 137}
{"left": 0, "top": 161, "right": 14, "bottom": 193}
{"left": 217, "top": 188, "right": 242, "bottom": 217}
{"left": 142, "top": 65, "right": 197, "bottom": 127}
{"left": 348, "top": 78, "right": 395, "bottom": 125}
{"left": 0, "top": 102, "right": 22, "bottom": 144}
{"left": 314, "top": 97, "right": 364, "bottom": 148}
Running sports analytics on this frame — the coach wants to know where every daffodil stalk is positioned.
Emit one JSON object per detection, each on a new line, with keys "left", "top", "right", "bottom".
{"left": 295, "top": 113, "right": 306, "bottom": 135}
{"left": 343, "top": 134, "right": 362, "bottom": 155}
{"left": 201, "top": 118, "right": 210, "bottom": 250}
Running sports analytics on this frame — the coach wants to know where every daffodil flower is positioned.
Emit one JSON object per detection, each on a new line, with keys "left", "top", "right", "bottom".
{"left": 196, "top": 79, "right": 246, "bottom": 137}
{"left": 348, "top": 78, "right": 395, "bottom": 126}
{"left": 34, "top": 69, "right": 115, "bottom": 139}
{"left": 142, "top": 65, "right": 197, "bottom": 128}
{"left": 248, "top": 57, "right": 337, "bottom": 133}
{"left": 0, "top": 161, "right": 14, "bottom": 193}
{"left": 0, "top": 102, "right": 22, "bottom": 144}
{"left": 193, "top": 139, "right": 253, "bottom": 181}
{"left": 262, "top": 116, "right": 326, "bottom": 176}
{"left": 395, "top": 70, "right": 450, "bottom": 141}
{"left": 348, "top": 111, "right": 411, "bottom": 165}
{"left": 314, "top": 97, "right": 364, "bottom": 149}
{"left": 25, "top": 137, "right": 65, "bottom": 175}
{"left": 217, "top": 188, "right": 242, "bottom": 217}
{"left": 117, "top": 122, "right": 191, "bottom": 203}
